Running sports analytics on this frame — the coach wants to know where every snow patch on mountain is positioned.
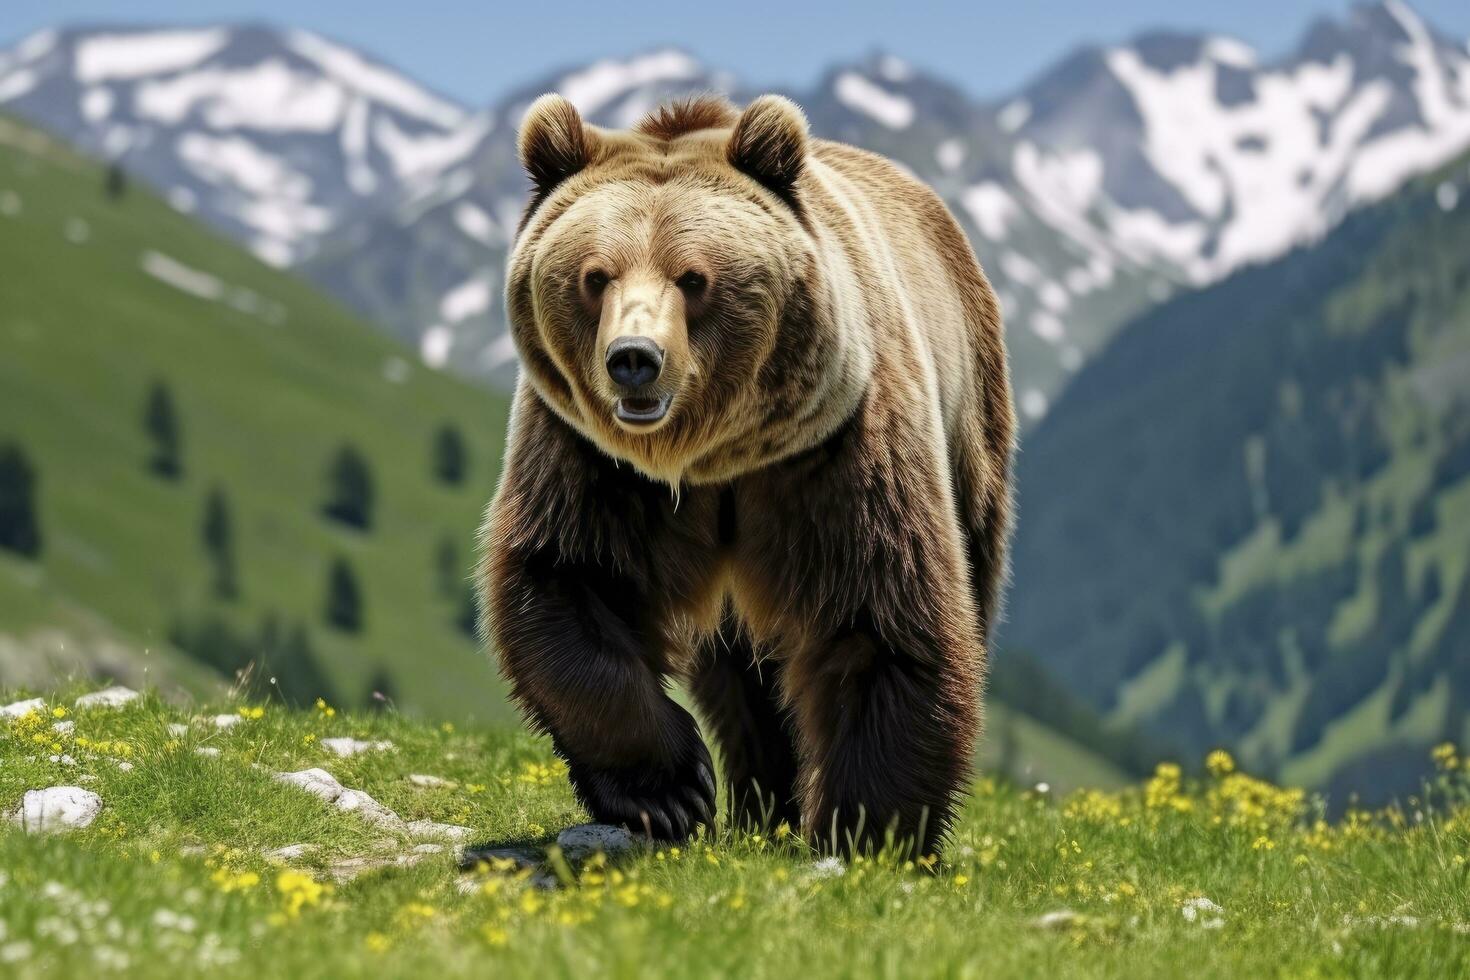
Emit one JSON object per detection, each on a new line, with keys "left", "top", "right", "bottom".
{"left": 1203, "top": 37, "right": 1257, "bottom": 69}
{"left": 376, "top": 113, "right": 491, "bottom": 182}
{"left": 997, "top": 99, "right": 1030, "bottom": 133}
{"left": 833, "top": 72, "right": 914, "bottom": 129}
{"left": 134, "top": 60, "right": 347, "bottom": 129}
{"left": 439, "top": 277, "right": 492, "bottom": 323}
{"left": 452, "top": 201, "right": 495, "bottom": 244}
{"left": 16, "top": 29, "right": 59, "bottom": 64}
{"left": 0, "top": 70, "right": 37, "bottom": 102}
{"left": 420, "top": 324, "right": 454, "bottom": 368}
{"left": 557, "top": 50, "right": 702, "bottom": 116}
{"left": 141, "top": 249, "right": 223, "bottom": 300}
{"left": 284, "top": 30, "right": 464, "bottom": 128}
{"left": 74, "top": 29, "right": 228, "bottom": 84}
{"left": 960, "top": 182, "right": 1020, "bottom": 239}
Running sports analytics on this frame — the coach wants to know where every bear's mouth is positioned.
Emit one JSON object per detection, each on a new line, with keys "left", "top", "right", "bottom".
{"left": 615, "top": 394, "right": 672, "bottom": 426}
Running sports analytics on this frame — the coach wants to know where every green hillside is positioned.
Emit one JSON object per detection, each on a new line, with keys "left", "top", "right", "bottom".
{"left": 1004, "top": 150, "right": 1470, "bottom": 802}
{"left": 0, "top": 115, "right": 512, "bottom": 720}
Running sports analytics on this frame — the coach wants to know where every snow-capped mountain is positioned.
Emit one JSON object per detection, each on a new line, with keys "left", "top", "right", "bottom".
{"left": 4, "top": 3, "right": 1469, "bottom": 415}
{"left": 0, "top": 24, "right": 480, "bottom": 266}
{"left": 298, "top": 50, "right": 735, "bottom": 376}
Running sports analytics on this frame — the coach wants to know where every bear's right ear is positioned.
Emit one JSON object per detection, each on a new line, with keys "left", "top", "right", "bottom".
{"left": 518, "top": 94, "right": 594, "bottom": 195}
{"left": 727, "top": 95, "right": 808, "bottom": 200}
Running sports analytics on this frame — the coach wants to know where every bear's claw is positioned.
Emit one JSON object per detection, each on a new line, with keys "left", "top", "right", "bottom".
{"left": 568, "top": 742, "right": 718, "bottom": 842}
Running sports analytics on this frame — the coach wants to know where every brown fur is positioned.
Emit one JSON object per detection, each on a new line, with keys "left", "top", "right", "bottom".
{"left": 480, "top": 92, "right": 1015, "bottom": 856}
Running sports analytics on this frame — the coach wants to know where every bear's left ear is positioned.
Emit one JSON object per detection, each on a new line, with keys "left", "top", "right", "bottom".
{"left": 727, "top": 95, "right": 808, "bottom": 199}
{"left": 518, "top": 93, "right": 595, "bottom": 195}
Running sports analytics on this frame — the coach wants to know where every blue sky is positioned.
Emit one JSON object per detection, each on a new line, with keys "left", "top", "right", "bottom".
{"left": 5, "top": 1, "right": 1470, "bottom": 105}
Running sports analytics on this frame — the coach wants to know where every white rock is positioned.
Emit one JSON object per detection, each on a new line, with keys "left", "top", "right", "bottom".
{"left": 275, "top": 768, "right": 346, "bottom": 803}
{"left": 555, "top": 823, "right": 636, "bottom": 861}
{"left": 327, "top": 854, "right": 424, "bottom": 883}
{"left": 115, "top": 761, "right": 134, "bottom": 772}
{"left": 167, "top": 723, "right": 190, "bottom": 737}
{"left": 274, "top": 767, "right": 468, "bottom": 845}
{"left": 52, "top": 721, "right": 74, "bottom": 735}
{"left": 74, "top": 686, "right": 140, "bottom": 710}
{"left": 406, "top": 820, "right": 473, "bottom": 842}
{"left": 0, "top": 697, "right": 44, "bottom": 718}
{"left": 264, "top": 843, "right": 314, "bottom": 861}
{"left": 8, "top": 787, "right": 103, "bottom": 832}
{"left": 275, "top": 768, "right": 400, "bottom": 827}
{"left": 1033, "top": 909, "right": 1081, "bottom": 930}
{"left": 407, "top": 773, "right": 454, "bottom": 788}
{"left": 210, "top": 714, "right": 242, "bottom": 729}
{"left": 321, "top": 737, "right": 394, "bottom": 757}
{"left": 412, "top": 843, "right": 445, "bottom": 854}
{"left": 194, "top": 747, "right": 221, "bottom": 758}
{"left": 334, "top": 788, "right": 399, "bottom": 828}
{"left": 1181, "top": 896, "right": 1225, "bottom": 928}
{"left": 808, "top": 856, "right": 847, "bottom": 880}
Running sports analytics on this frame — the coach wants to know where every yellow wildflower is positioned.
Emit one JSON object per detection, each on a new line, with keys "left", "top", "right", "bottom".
{"left": 276, "top": 870, "right": 329, "bottom": 918}
{"left": 1205, "top": 749, "right": 1235, "bottom": 777}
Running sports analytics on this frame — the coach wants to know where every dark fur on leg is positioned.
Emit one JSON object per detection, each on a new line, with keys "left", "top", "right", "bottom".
{"left": 689, "top": 615, "right": 800, "bottom": 832}
{"left": 791, "top": 614, "right": 976, "bottom": 859}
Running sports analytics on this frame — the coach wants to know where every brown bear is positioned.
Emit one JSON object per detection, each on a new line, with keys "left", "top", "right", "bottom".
{"left": 480, "top": 93, "right": 1014, "bottom": 856}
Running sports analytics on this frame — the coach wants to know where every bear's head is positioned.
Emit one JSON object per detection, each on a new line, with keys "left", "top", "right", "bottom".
{"left": 506, "top": 94, "right": 864, "bottom": 486}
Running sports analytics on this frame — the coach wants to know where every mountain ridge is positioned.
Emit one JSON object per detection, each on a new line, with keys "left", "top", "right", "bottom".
{"left": 4, "top": 4, "right": 1469, "bottom": 420}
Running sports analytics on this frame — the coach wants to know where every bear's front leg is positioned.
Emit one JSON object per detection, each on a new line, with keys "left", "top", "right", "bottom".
{"left": 789, "top": 614, "right": 980, "bottom": 859}
{"left": 487, "top": 544, "right": 716, "bottom": 841}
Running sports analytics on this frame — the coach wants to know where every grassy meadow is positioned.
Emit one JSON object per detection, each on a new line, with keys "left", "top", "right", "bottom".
{"left": 0, "top": 116, "right": 511, "bottom": 717}
{"left": 2, "top": 687, "right": 1468, "bottom": 978}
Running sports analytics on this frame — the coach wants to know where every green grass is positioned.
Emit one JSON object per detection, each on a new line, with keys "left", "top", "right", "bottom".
{"left": 0, "top": 116, "right": 511, "bottom": 719}
{"left": 2, "top": 690, "right": 1468, "bottom": 978}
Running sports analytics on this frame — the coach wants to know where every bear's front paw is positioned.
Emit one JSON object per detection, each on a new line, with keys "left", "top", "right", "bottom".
{"left": 567, "top": 739, "right": 717, "bottom": 842}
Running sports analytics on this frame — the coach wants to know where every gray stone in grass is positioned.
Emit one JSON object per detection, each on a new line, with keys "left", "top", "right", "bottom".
{"left": 264, "top": 843, "right": 315, "bottom": 861}
{"left": 327, "top": 852, "right": 445, "bottom": 883}
{"left": 194, "top": 746, "right": 221, "bottom": 758}
{"left": 405, "top": 819, "right": 474, "bottom": 842}
{"left": 1180, "top": 896, "right": 1225, "bottom": 929}
{"left": 74, "top": 686, "right": 139, "bottom": 710}
{"left": 274, "top": 768, "right": 400, "bottom": 829}
{"left": 407, "top": 773, "right": 454, "bottom": 789}
{"left": 0, "top": 697, "right": 45, "bottom": 718}
{"left": 460, "top": 846, "right": 559, "bottom": 891}
{"left": 167, "top": 723, "right": 190, "bottom": 737}
{"left": 555, "top": 823, "right": 637, "bottom": 861}
{"left": 320, "top": 737, "right": 394, "bottom": 757}
{"left": 8, "top": 787, "right": 103, "bottom": 832}
{"left": 209, "top": 714, "right": 241, "bottom": 730}
{"left": 462, "top": 845, "right": 542, "bottom": 871}
{"left": 1032, "top": 909, "right": 1082, "bottom": 930}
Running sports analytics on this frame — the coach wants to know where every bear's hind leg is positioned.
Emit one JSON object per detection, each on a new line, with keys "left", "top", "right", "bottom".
{"left": 789, "top": 615, "right": 979, "bottom": 859}
{"left": 689, "top": 616, "right": 801, "bottom": 833}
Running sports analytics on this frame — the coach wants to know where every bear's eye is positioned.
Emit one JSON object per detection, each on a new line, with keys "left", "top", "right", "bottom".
{"left": 583, "top": 269, "right": 609, "bottom": 296}
{"left": 676, "top": 270, "right": 707, "bottom": 295}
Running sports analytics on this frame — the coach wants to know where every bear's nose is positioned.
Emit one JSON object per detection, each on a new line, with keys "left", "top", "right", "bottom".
{"left": 605, "top": 336, "right": 664, "bottom": 389}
